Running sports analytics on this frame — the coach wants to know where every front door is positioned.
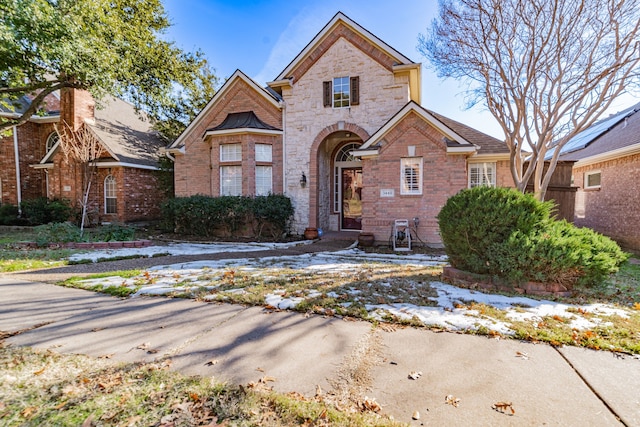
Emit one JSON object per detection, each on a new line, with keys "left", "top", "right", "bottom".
{"left": 341, "top": 168, "right": 362, "bottom": 230}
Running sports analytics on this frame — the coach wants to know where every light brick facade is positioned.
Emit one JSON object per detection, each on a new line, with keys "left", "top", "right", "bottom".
{"left": 170, "top": 12, "right": 512, "bottom": 245}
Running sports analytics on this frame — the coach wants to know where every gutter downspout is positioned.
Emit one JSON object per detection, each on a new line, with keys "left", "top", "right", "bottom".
{"left": 12, "top": 125, "right": 22, "bottom": 214}
{"left": 281, "top": 100, "right": 286, "bottom": 195}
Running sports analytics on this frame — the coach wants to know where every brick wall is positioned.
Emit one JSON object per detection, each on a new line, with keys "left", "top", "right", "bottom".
{"left": 0, "top": 122, "right": 52, "bottom": 205}
{"left": 573, "top": 153, "right": 640, "bottom": 251}
{"left": 361, "top": 112, "right": 468, "bottom": 246}
{"left": 283, "top": 36, "right": 413, "bottom": 233}
{"left": 174, "top": 77, "right": 282, "bottom": 197}
{"left": 59, "top": 88, "right": 95, "bottom": 131}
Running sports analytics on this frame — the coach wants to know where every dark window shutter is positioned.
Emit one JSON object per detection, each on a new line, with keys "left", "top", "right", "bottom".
{"left": 323, "top": 81, "right": 332, "bottom": 107}
{"left": 350, "top": 76, "right": 359, "bottom": 105}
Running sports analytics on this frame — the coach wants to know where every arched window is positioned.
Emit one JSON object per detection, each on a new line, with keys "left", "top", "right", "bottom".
{"left": 45, "top": 132, "right": 59, "bottom": 153}
{"left": 335, "top": 142, "right": 362, "bottom": 163}
{"left": 104, "top": 175, "right": 117, "bottom": 214}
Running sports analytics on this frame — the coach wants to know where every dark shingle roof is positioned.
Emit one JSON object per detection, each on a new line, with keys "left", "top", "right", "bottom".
{"left": 426, "top": 109, "right": 508, "bottom": 154}
{"left": 87, "top": 97, "right": 164, "bottom": 168}
{"left": 207, "top": 111, "right": 281, "bottom": 132}
{"left": 558, "top": 102, "right": 640, "bottom": 161}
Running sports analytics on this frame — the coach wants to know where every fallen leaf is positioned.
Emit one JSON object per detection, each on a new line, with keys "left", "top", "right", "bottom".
{"left": 256, "top": 367, "right": 265, "bottom": 372}
{"left": 515, "top": 351, "right": 529, "bottom": 360}
{"left": 98, "top": 353, "right": 114, "bottom": 359}
{"left": 33, "top": 366, "right": 47, "bottom": 376}
{"left": 81, "top": 414, "right": 95, "bottom": 427}
{"left": 492, "top": 401, "right": 515, "bottom": 414}
{"left": 90, "top": 327, "right": 105, "bottom": 332}
{"left": 147, "top": 349, "right": 160, "bottom": 354}
{"left": 137, "top": 342, "right": 150, "bottom": 350}
{"left": 408, "top": 370, "right": 423, "bottom": 380}
{"left": 259, "top": 376, "right": 276, "bottom": 383}
{"left": 360, "top": 396, "right": 381, "bottom": 413}
{"left": 204, "top": 358, "right": 219, "bottom": 366}
{"left": 445, "top": 394, "right": 460, "bottom": 407}
{"left": 412, "top": 410, "right": 420, "bottom": 420}
{"left": 21, "top": 406, "right": 38, "bottom": 418}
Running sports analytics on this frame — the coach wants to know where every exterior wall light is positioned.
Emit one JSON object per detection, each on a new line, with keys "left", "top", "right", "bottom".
{"left": 300, "top": 172, "right": 307, "bottom": 188}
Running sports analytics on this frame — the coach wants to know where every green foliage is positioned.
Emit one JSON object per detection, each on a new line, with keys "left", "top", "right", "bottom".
{"left": 438, "top": 187, "right": 628, "bottom": 288}
{"left": 92, "top": 223, "right": 136, "bottom": 242}
{"left": 0, "top": 0, "right": 217, "bottom": 136}
{"left": 20, "top": 197, "right": 74, "bottom": 225}
{"left": 35, "top": 222, "right": 82, "bottom": 246}
{"left": 161, "top": 194, "right": 294, "bottom": 240}
{"left": 0, "top": 204, "right": 28, "bottom": 225}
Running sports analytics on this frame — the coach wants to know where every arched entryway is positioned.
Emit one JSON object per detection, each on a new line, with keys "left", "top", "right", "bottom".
{"left": 309, "top": 123, "right": 369, "bottom": 233}
{"left": 334, "top": 142, "right": 362, "bottom": 230}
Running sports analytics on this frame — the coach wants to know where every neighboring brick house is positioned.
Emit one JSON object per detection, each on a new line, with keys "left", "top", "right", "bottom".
{"left": 168, "top": 12, "right": 512, "bottom": 245}
{"left": 0, "top": 88, "right": 166, "bottom": 223}
{"left": 557, "top": 102, "right": 640, "bottom": 251}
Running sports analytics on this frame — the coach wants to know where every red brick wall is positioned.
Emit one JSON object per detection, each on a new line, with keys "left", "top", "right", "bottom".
{"left": 175, "top": 77, "right": 283, "bottom": 197}
{"left": 360, "top": 112, "right": 468, "bottom": 245}
{"left": 59, "top": 88, "right": 95, "bottom": 131}
{"left": 0, "top": 122, "right": 52, "bottom": 205}
{"left": 573, "top": 153, "right": 640, "bottom": 251}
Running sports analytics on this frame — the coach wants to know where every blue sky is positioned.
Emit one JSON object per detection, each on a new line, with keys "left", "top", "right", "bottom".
{"left": 161, "top": 0, "right": 635, "bottom": 139}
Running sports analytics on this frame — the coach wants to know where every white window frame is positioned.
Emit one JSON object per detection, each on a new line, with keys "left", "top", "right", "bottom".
{"left": 333, "top": 76, "right": 350, "bottom": 108}
{"left": 104, "top": 175, "right": 117, "bottom": 214}
{"left": 255, "top": 165, "right": 272, "bottom": 196}
{"left": 400, "top": 157, "right": 423, "bottom": 195}
{"left": 220, "top": 143, "right": 242, "bottom": 162}
{"left": 584, "top": 170, "right": 602, "bottom": 189}
{"left": 220, "top": 165, "right": 242, "bottom": 196}
{"left": 255, "top": 143, "right": 272, "bottom": 162}
{"left": 45, "top": 132, "right": 59, "bottom": 153}
{"left": 468, "top": 162, "right": 496, "bottom": 188}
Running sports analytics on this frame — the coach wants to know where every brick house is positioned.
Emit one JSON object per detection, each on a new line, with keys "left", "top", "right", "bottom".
{"left": 168, "top": 12, "right": 512, "bottom": 245}
{"left": 0, "top": 88, "right": 166, "bottom": 223}
{"left": 557, "top": 102, "right": 640, "bottom": 251}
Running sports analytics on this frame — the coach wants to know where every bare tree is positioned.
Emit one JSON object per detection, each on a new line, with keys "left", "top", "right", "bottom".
{"left": 420, "top": 0, "right": 640, "bottom": 200}
{"left": 56, "top": 121, "right": 107, "bottom": 235}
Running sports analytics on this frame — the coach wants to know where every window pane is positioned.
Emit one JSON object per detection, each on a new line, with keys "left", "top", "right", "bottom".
{"left": 333, "top": 77, "right": 350, "bottom": 108}
{"left": 104, "top": 176, "right": 117, "bottom": 214}
{"left": 401, "top": 158, "right": 422, "bottom": 195}
{"left": 586, "top": 172, "right": 601, "bottom": 188}
{"left": 469, "top": 163, "right": 496, "bottom": 187}
{"left": 255, "top": 166, "right": 272, "bottom": 196}
{"left": 221, "top": 166, "right": 242, "bottom": 196}
{"left": 220, "top": 143, "right": 242, "bottom": 161}
{"left": 255, "top": 144, "right": 272, "bottom": 162}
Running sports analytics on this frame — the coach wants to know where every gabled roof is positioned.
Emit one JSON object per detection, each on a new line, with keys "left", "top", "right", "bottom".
{"left": 39, "top": 97, "right": 164, "bottom": 169}
{"left": 354, "top": 102, "right": 505, "bottom": 157}
{"left": 557, "top": 102, "right": 640, "bottom": 164}
{"left": 168, "top": 69, "right": 281, "bottom": 150}
{"left": 0, "top": 92, "right": 60, "bottom": 123}
{"left": 269, "top": 12, "right": 421, "bottom": 102}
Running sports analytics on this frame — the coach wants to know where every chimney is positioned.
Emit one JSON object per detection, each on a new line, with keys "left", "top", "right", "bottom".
{"left": 59, "top": 87, "right": 95, "bottom": 131}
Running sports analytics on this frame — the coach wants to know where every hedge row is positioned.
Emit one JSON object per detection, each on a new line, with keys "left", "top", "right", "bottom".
{"left": 0, "top": 198, "right": 75, "bottom": 226}
{"left": 437, "top": 186, "right": 628, "bottom": 288}
{"left": 161, "top": 194, "right": 294, "bottom": 240}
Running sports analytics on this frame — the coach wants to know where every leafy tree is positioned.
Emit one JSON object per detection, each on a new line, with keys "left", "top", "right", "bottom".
{"left": 420, "top": 0, "right": 640, "bottom": 200}
{"left": 0, "top": 0, "right": 217, "bottom": 140}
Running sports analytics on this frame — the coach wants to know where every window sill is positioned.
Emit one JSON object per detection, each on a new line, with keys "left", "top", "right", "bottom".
{"left": 583, "top": 187, "right": 601, "bottom": 192}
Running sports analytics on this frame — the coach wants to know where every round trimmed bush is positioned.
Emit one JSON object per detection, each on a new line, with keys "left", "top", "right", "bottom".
{"left": 437, "top": 186, "right": 628, "bottom": 287}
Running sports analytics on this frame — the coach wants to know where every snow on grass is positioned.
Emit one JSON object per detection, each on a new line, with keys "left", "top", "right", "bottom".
{"left": 68, "top": 240, "right": 313, "bottom": 263}
{"left": 74, "top": 244, "right": 635, "bottom": 338}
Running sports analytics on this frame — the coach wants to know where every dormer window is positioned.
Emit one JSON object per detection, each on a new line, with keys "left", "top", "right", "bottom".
{"left": 323, "top": 76, "right": 360, "bottom": 108}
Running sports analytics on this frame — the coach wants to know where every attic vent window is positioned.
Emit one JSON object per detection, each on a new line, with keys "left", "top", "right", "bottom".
{"left": 46, "top": 132, "right": 59, "bottom": 152}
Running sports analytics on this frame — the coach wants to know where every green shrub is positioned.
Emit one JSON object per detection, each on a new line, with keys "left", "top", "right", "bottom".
{"left": 0, "top": 204, "right": 27, "bottom": 225}
{"left": 161, "top": 194, "right": 294, "bottom": 240}
{"left": 21, "top": 197, "right": 74, "bottom": 225}
{"left": 35, "top": 222, "right": 82, "bottom": 246}
{"left": 92, "top": 223, "right": 136, "bottom": 242}
{"left": 438, "top": 187, "right": 628, "bottom": 288}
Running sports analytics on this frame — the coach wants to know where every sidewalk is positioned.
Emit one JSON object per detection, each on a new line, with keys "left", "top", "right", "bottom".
{"left": 1, "top": 276, "right": 638, "bottom": 426}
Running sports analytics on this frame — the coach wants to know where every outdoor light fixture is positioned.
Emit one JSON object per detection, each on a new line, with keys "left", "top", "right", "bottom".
{"left": 300, "top": 172, "right": 307, "bottom": 188}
